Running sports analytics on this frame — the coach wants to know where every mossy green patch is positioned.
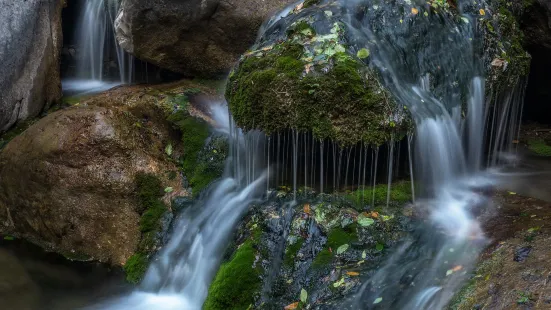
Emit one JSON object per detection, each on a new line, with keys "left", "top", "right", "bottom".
{"left": 203, "top": 241, "right": 261, "bottom": 310}
{"left": 313, "top": 225, "right": 358, "bottom": 268}
{"left": 126, "top": 173, "right": 169, "bottom": 283}
{"left": 345, "top": 181, "right": 412, "bottom": 207}
{"left": 226, "top": 20, "right": 404, "bottom": 146}
{"left": 303, "top": 0, "right": 321, "bottom": 8}
{"left": 0, "top": 119, "right": 38, "bottom": 150}
{"left": 527, "top": 139, "right": 551, "bottom": 156}
{"left": 124, "top": 253, "right": 149, "bottom": 284}
{"left": 284, "top": 239, "right": 304, "bottom": 266}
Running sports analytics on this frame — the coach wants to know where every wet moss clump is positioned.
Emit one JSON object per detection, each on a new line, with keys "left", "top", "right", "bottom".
{"left": 203, "top": 240, "right": 261, "bottom": 310}
{"left": 527, "top": 139, "right": 551, "bottom": 156}
{"left": 125, "top": 173, "right": 169, "bottom": 283}
{"left": 313, "top": 225, "right": 358, "bottom": 268}
{"left": 345, "top": 181, "right": 412, "bottom": 207}
{"left": 226, "top": 20, "right": 403, "bottom": 147}
{"left": 284, "top": 239, "right": 304, "bottom": 266}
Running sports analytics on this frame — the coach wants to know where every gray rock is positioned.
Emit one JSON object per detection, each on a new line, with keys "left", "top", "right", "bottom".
{"left": 0, "top": 0, "right": 63, "bottom": 132}
{"left": 114, "top": 0, "right": 296, "bottom": 77}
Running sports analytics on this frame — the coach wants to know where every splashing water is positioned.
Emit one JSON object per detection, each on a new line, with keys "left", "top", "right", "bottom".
{"left": 64, "top": 0, "right": 134, "bottom": 95}
{"left": 87, "top": 106, "right": 267, "bottom": 310}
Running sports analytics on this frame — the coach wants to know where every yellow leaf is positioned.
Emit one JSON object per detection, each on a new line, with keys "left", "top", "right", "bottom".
{"left": 285, "top": 302, "right": 299, "bottom": 310}
{"left": 346, "top": 271, "right": 360, "bottom": 276}
{"left": 371, "top": 211, "right": 379, "bottom": 218}
{"left": 479, "top": 9, "right": 485, "bottom": 15}
{"left": 295, "top": 3, "right": 304, "bottom": 11}
{"left": 303, "top": 203, "right": 311, "bottom": 214}
{"left": 411, "top": 7, "right": 419, "bottom": 15}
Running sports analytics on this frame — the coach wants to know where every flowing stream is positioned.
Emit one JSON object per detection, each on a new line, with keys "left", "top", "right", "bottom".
{"left": 86, "top": 0, "right": 526, "bottom": 309}
{"left": 63, "top": 0, "right": 134, "bottom": 95}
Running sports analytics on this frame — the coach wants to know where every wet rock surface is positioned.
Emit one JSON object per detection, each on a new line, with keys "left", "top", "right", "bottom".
{"left": 0, "top": 0, "right": 63, "bottom": 132}
{"left": 0, "top": 80, "right": 226, "bottom": 271}
{"left": 114, "top": 0, "right": 295, "bottom": 77}
{"left": 204, "top": 185, "right": 415, "bottom": 309}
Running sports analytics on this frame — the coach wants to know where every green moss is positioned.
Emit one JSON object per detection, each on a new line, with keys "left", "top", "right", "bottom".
{"left": 313, "top": 225, "right": 358, "bottom": 268}
{"left": 127, "top": 173, "right": 169, "bottom": 283}
{"left": 124, "top": 253, "right": 149, "bottom": 284}
{"left": 0, "top": 119, "right": 38, "bottom": 149}
{"left": 284, "top": 239, "right": 304, "bottom": 266}
{"left": 303, "top": 0, "right": 321, "bottom": 8}
{"left": 345, "top": 181, "right": 412, "bottom": 207}
{"left": 203, "top": 241, "right": 261, "bottom": 310}
{"left": 527, "top": 139, "right": 551, "bottom": 156}
{"left": 226, "top": 20, "right": 402, "bottom": 147}
{"left": 167, "top": 110, "right": 213, "bottom": 196}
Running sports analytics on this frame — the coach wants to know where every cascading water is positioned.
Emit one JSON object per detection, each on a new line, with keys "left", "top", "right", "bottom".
{"left": 83, "top": 0, "right": 529, "bottom": 309}
{"left": 63, "top": 0, "right": 134, "bottom": 95}
{"left": 87, "top": 104, "right": 268, "bottom": 310}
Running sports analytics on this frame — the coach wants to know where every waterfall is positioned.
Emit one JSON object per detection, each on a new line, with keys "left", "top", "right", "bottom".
{"left": 87, "top": 104, "right": 268, "bottom": 310}
{"left": 64, "top": 0, "right": 134, "bottom": 94}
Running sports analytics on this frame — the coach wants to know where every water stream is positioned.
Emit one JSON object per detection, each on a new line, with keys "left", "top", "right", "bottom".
{"left": 84, "top": 0, "right": 527, "bottom": 309}
{"left": 62, "top": 0, "right": 134, "bottom": 95}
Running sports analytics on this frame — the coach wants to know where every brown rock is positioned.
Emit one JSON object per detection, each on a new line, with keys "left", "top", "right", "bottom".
{"left": 114, "top": 0, "right": 295, "bottom": 77}
{"left": 0, "top": 85, "right": 188, "bottom": 266}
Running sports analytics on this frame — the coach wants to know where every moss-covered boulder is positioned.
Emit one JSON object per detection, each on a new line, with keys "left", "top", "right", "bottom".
{"left": 204, "top": 184, "right": 415, "bottom": 309}
{"left": 226, "top": 0, "right": 530, "bottom": 145}
{"left": 226, "top": 6, "right": 407, "bottom": 146}
{"left": 0, "top": 80, "right": 226, "bottom": 281}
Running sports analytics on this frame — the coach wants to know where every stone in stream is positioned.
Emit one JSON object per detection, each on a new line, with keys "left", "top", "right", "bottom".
{"left": 114, "top": 0, "right": 296, "bottom": 77}
{"left": 0, "top": 81, "right": 228, "bottom": 283}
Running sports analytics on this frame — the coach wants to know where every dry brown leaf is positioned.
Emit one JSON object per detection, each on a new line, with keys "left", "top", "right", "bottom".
{"left": 452, "top": 265, "right": 463, "bottom": 272}
{"left": 411, "top": 7, "right": 419, "bottom": 15}
{"left": 295, "top": 2, "right": 304, "bottom": 11}
{"left": 304, "top": 203, "right": 311, "bottom": 214}
{"left": 346, "top": 271, "right": 360, "bottom": 276}
{"left": 285, "top": 302, "right": 300, "bottom": 310}
{"left": 371, "top": 212, "right": 379, "bottom": 218}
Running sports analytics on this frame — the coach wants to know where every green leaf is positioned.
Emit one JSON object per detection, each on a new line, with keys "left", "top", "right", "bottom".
{"left": 300, "top": 288, "right": 308, "bottom": 303}
{"left": 3, "top": 236, "right": 14, "bottom": 241}
{"left": 164, "top": 187, "right": 174, "bottom": 193}
{"left": 333, "top": 277, "right": 345, "bottom": 288}
{"left": 446, "top": 269, "right": 454, "bottom": 276}
{"left": 324, "top": 10, "right": 333, "bottom": 17}
{"left": 165, "top": 143, "right": 173, "bottom": 156}
{"left": 374, "top": 297, "right": 383, "bottom": 304}
{"left": 356, "top": 48, "right": 370, "bottom": 59}
{"left": 376, "top": 243, "right": 384, "bottom": 251}
{"left": 357, "top": 214, "right": 375, "bottom": 227}
{"left": 362, "top": 250, "right": 367, "bottom": 259}
{"left": 337, "top": 244, "right": 349, "bottom": 255}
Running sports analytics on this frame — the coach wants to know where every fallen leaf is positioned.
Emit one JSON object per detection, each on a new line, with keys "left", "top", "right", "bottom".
{"left": 303, "top": 203, "right": 311, "bottom": 214}
{"left": 333, "top": 278, "right": 345, "bottom": 288}
{"left": 164, "top": 187, "right": 174, "bottom": 193}
{"left": 165, "top": 143, "right": 173, "bottom": 156}
{"left": 305, "top": 63, "right": 313, "bottom": 74}
{"left": 356, "top": 48, "right": 370, "bottom": 59}
{"left": 337, "top": 244, "right": 349, "bottom": 255}
{"left": 411, "top": 7, "right": 419, "bottom": 15}
{"left": 376, "top": 243, "right": 384, "bottom": 251}
{"left": 446, "top": 269, "right": 454, "bottom": 276}
{"left": 261, "top": 45, "right": 273, "bottom": 52}
{"left": 452, "top": 265, "right": 463, "bottom": 272}
{"left": 362, "top": 250, "right": 366, "bottom": 259}
{"left": 374, "top": 297, "right": 383, "bottom": 304}
{"left": 512, "top": 140, "right": 519, "bottom": 144}
{"left": 491, "top": 58, "right": 506, "bottom": 67}
{"left": 371, "top": 211, "right": 379, "bottom": 218}
{"left": 285, "top": 302, "right": 299, "bottom": 310}
{"left": 479, "top": 9, "right": 485, "bottom": 15}
{"left": 357, "top": 214, "right": 375, "bottom": 227}
{"left": 508, "top": 191, "right": 517, "bottom": 195}
{"left": 346, "top": 271, "right": 360, "bottom": 276}
{"left": 295, "top": 2, "right": 303, "bottom": 11}
{"left": 300, "top": 288, "right": 308, "bottom": 303}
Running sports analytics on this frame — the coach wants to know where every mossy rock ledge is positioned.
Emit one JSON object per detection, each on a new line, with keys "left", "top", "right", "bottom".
{"left": 226, "top": 6, "right": 408, "bottom": 147}
{"left": 204, "top": 185, "right": 415, "bottom": 309}
{"left": 0, "top": 81, "right": 226, "bottom": 282}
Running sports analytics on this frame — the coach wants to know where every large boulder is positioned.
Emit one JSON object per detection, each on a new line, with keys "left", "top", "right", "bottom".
{"left": 0, "top": 0, "right": 63, "bottom": 132}
{"left": 226, "top": 0, "right": 530, "bottom": 146}
{"left": 114, "top": 0, "right": 295, "bottom": 77}
{"left": 0, "top": 81, "right": 223, "bottom": 273}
